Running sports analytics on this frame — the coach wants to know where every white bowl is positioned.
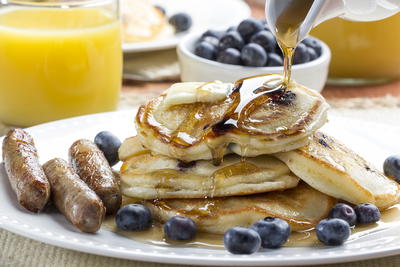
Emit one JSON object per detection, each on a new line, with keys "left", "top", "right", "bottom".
{"left": 177, "top": 33, "right": 331, "bottom": 92}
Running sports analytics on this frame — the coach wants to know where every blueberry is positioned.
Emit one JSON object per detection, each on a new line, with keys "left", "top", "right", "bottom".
{"left": 116, "top": 204, "right": 152, "bottom": 231}
{"left": 201, "top": 29, "right": 224, "bottom": 40}
{"left": 154, "top": 5, "right": 166, "bottom": 15}
{"left": 258, "top": 18, "right": 267, "bottom": 24}
{"left": 302, "top": 37, "right": 322, "bottom": 56}
{"left": 328, "top": 203, "right": 357, "bottom": 226}
{"left": 226, "top": 26, "right": 237, "bottom": 32}
{"left": 293, "top": 43, "right": 310, "bottom": 64}
{"left": 263, "top": 23, "right": 271, "bottom": 32}
{"left": 217, "top": 48, "right": 241, "bottom": 65}
{"left": 237, "top": 18, "right": 264, "bottom": 41}
{"left": 241, "top": 43, "right": 267, "bottom": 67}
{"left": 218, "top": 31, "right": 244, "bottom": 51}
{"left": 250, "top": 30, "right": 276, "bottom": 53}
{"left": 316, "top": 218, "right": 350, "bottom": 246}
{"left": 200, "top": 36, "right": 219, "bottom": 48}
{"left": 169, "top": 13, "right": 192, "bottom": 32}
{"left": 224, "top": 227, "right": 261, "bottom": 254}
{"left": 164, "top": 216, "right": 196, "bottom": 240}
{"left": 307, "top": 47, "right": 318, "bottom": 61}
{"left": 94, "top": 131, "right": 121, "bottom": 166}
{"left": 195, "top": 41, "right": 217, "bottom": 60}
{"left": 251, "top": 217, "right": 291, "bottom": 248}
{"left": 355, "top": 203, "right": 381, "bottom": 224}
{"left": 266, "top": 53, "right": 283, "bottom": 66}
{"left": 383, "top": 155, "right": 400, "bottom": 182}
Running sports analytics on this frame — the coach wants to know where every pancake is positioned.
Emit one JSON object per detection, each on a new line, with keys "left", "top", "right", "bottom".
{"left": 144, "top": 183, "right": 336, "bottom": 233}
{"left": 121, "top": 0, "right": 173, "bottom": 43}
{"left": 275, "top": 132, "right": 400, "bottom": 209}
{"left": 120, "top": 136, "right": 299, "bottom": 199}
{"left": 135, "top": 74, "right": 329, "bottom": 162}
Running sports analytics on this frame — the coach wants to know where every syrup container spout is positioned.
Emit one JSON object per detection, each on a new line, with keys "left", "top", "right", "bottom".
{"left": 265, "top": 0, "right": 400, "bottom": 45}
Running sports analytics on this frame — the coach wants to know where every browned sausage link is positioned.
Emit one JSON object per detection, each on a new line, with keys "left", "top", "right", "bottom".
{"left": 43, "top": 158, "right": 105, "bottom": 233}
{"left": 69, "top": 139, "right": 121, "bottom": 214}
{"left": 2, "top": 129, "right": 50, "bottom": 213}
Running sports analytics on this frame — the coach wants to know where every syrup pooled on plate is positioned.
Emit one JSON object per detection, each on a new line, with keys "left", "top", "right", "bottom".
{"left": 102, "top": 200, "right": 400, "bottom": 249}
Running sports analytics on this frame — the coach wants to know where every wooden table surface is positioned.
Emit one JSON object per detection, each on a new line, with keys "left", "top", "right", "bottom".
{"left": 122, "top": 0, "right": 400, "bottom": 100}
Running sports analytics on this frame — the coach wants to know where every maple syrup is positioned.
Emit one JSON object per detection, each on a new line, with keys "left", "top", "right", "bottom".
{"left": 158, "top": 3, "right": 314, "bottom": 164}
{"left": 131, "top": 158, "right": 263, "bottom": 198}
{"left": 267, "top": 0, "right": 315, "bottom": 87}
{"left": 102, "top": 204, "right": 400, "bottom": 249}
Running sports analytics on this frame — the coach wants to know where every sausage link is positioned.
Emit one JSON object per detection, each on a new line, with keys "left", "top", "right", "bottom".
{"left": 43, "top": 158, "right": 105, "bottom": 233}
{"left": 69, "top": 139, "right": 121, "bottom": 214}
{"left": 2, "top": 129, "right": 50, "bottom": 212}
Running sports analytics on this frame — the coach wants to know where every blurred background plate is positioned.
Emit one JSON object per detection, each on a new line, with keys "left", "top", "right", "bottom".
{"left": 122, "top": 0, "right": 251, "bottom": 53}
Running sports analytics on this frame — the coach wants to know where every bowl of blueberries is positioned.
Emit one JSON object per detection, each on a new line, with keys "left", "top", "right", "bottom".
{"left": 177, "top": 18, "right": 331, "bottom": 92}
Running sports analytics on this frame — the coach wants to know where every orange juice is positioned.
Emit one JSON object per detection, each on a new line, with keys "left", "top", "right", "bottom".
{"left": 312, "top": 14, "right": 400, "bottom": 83}
{"left": 0, "top": 7, "right": 122, "bottom": 127}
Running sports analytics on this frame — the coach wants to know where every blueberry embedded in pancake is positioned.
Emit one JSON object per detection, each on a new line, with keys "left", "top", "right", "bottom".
{"left": 275, "top": 132, "right": 400, "bottom": 209}
{"left": 135, "top": 74, "right": 329, "bottom": 162}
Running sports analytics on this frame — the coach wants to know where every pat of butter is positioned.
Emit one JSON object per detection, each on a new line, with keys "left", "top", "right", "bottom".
{"left": 163, "top": 81, "right": 231, "bottom": 108}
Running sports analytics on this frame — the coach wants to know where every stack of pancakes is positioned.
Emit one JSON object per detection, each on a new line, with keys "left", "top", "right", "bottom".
{"left": 119, "top": 75, "right": 400, "bottom": 234}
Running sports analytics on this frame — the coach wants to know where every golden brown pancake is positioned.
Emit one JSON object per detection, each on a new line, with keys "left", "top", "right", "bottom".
{"left": 120, "top": 136, "right": 299, "bottom": 199}
{"left": 275, "top": 132, "right": 400, "bottom": 209}
{"left": 135, "top": 74, "right": 329, "bottom": 162}
{"left": 144, "top": 183, "right": 336, "bottom": 233}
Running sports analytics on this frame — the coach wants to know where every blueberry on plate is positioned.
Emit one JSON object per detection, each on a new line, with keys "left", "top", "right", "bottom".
{"left": 328, "top": 203, "right": 357, "bottom": 226}
{"left": 194, "top": 41, "right": 217, "bottom": 60}
{"left": 302, "top": 37, "right": 322, "bottom": 56}
{"left": 224, "top": 227, "right": 261, "bottom": 254}
{"left": 293, "top": 43, "right": 310, "bottom": 64}
{"left": 316, "top": 218, "right": 350, "bottom": 246}
{"left": 116, "top": 204, "right": 152, "bottom": 231}
{"left": 251, "top": 217, "right": 291, "bottom": 248}
{"left": 164, "top": 216, "right": 196, "bottom": 241}
{"left": 250, "top": 30, "right": 276, "bottom": 53}
{"left": 94, "top": 131, "right": 121, "bottom": 166}
{"left": 218, "top": 31, "right": 244, "bottom": 51}
{"left": 217, "top": 48, "right": 242, "bottom": 65}
{"left": 354, "top": 203, "right": 381, "bottom": 224}
{"left": 241, "top": 43, "right": 267, "bottom": 67}
{"left": 237, "top": 18, "right": 264, "bottom": 41}
{"left": 201, "top": 29, "right": 224, "bottom": 40}
{"left": 383, "top": 155, "right": 400, "bottom": 182}
{"left": 169, "top": 13, "right": 192, "bottom": 32}
{"left": 266, "top": 52, "right": 283, "bottom": 66}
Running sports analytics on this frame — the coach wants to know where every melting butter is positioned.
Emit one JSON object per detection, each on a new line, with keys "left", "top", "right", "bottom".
{"left": 163, "top": 81, "right": 231, "bottom": 108}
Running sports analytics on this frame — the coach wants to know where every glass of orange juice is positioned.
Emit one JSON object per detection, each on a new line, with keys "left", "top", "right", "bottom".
{"left": 0, "top": 0, "right": 122, "bottom": 127}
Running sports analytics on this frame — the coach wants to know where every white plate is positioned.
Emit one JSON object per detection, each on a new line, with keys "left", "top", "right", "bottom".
{"left": 1, "top": 110, "right": 400, "bottom": 266}
{"left": 122, "top": 0, "right": 251, "bottom": 53}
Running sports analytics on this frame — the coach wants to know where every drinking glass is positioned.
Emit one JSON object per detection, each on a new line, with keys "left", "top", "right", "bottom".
{"left": 0, "top": 0, "right": 122, "bottom": 127}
